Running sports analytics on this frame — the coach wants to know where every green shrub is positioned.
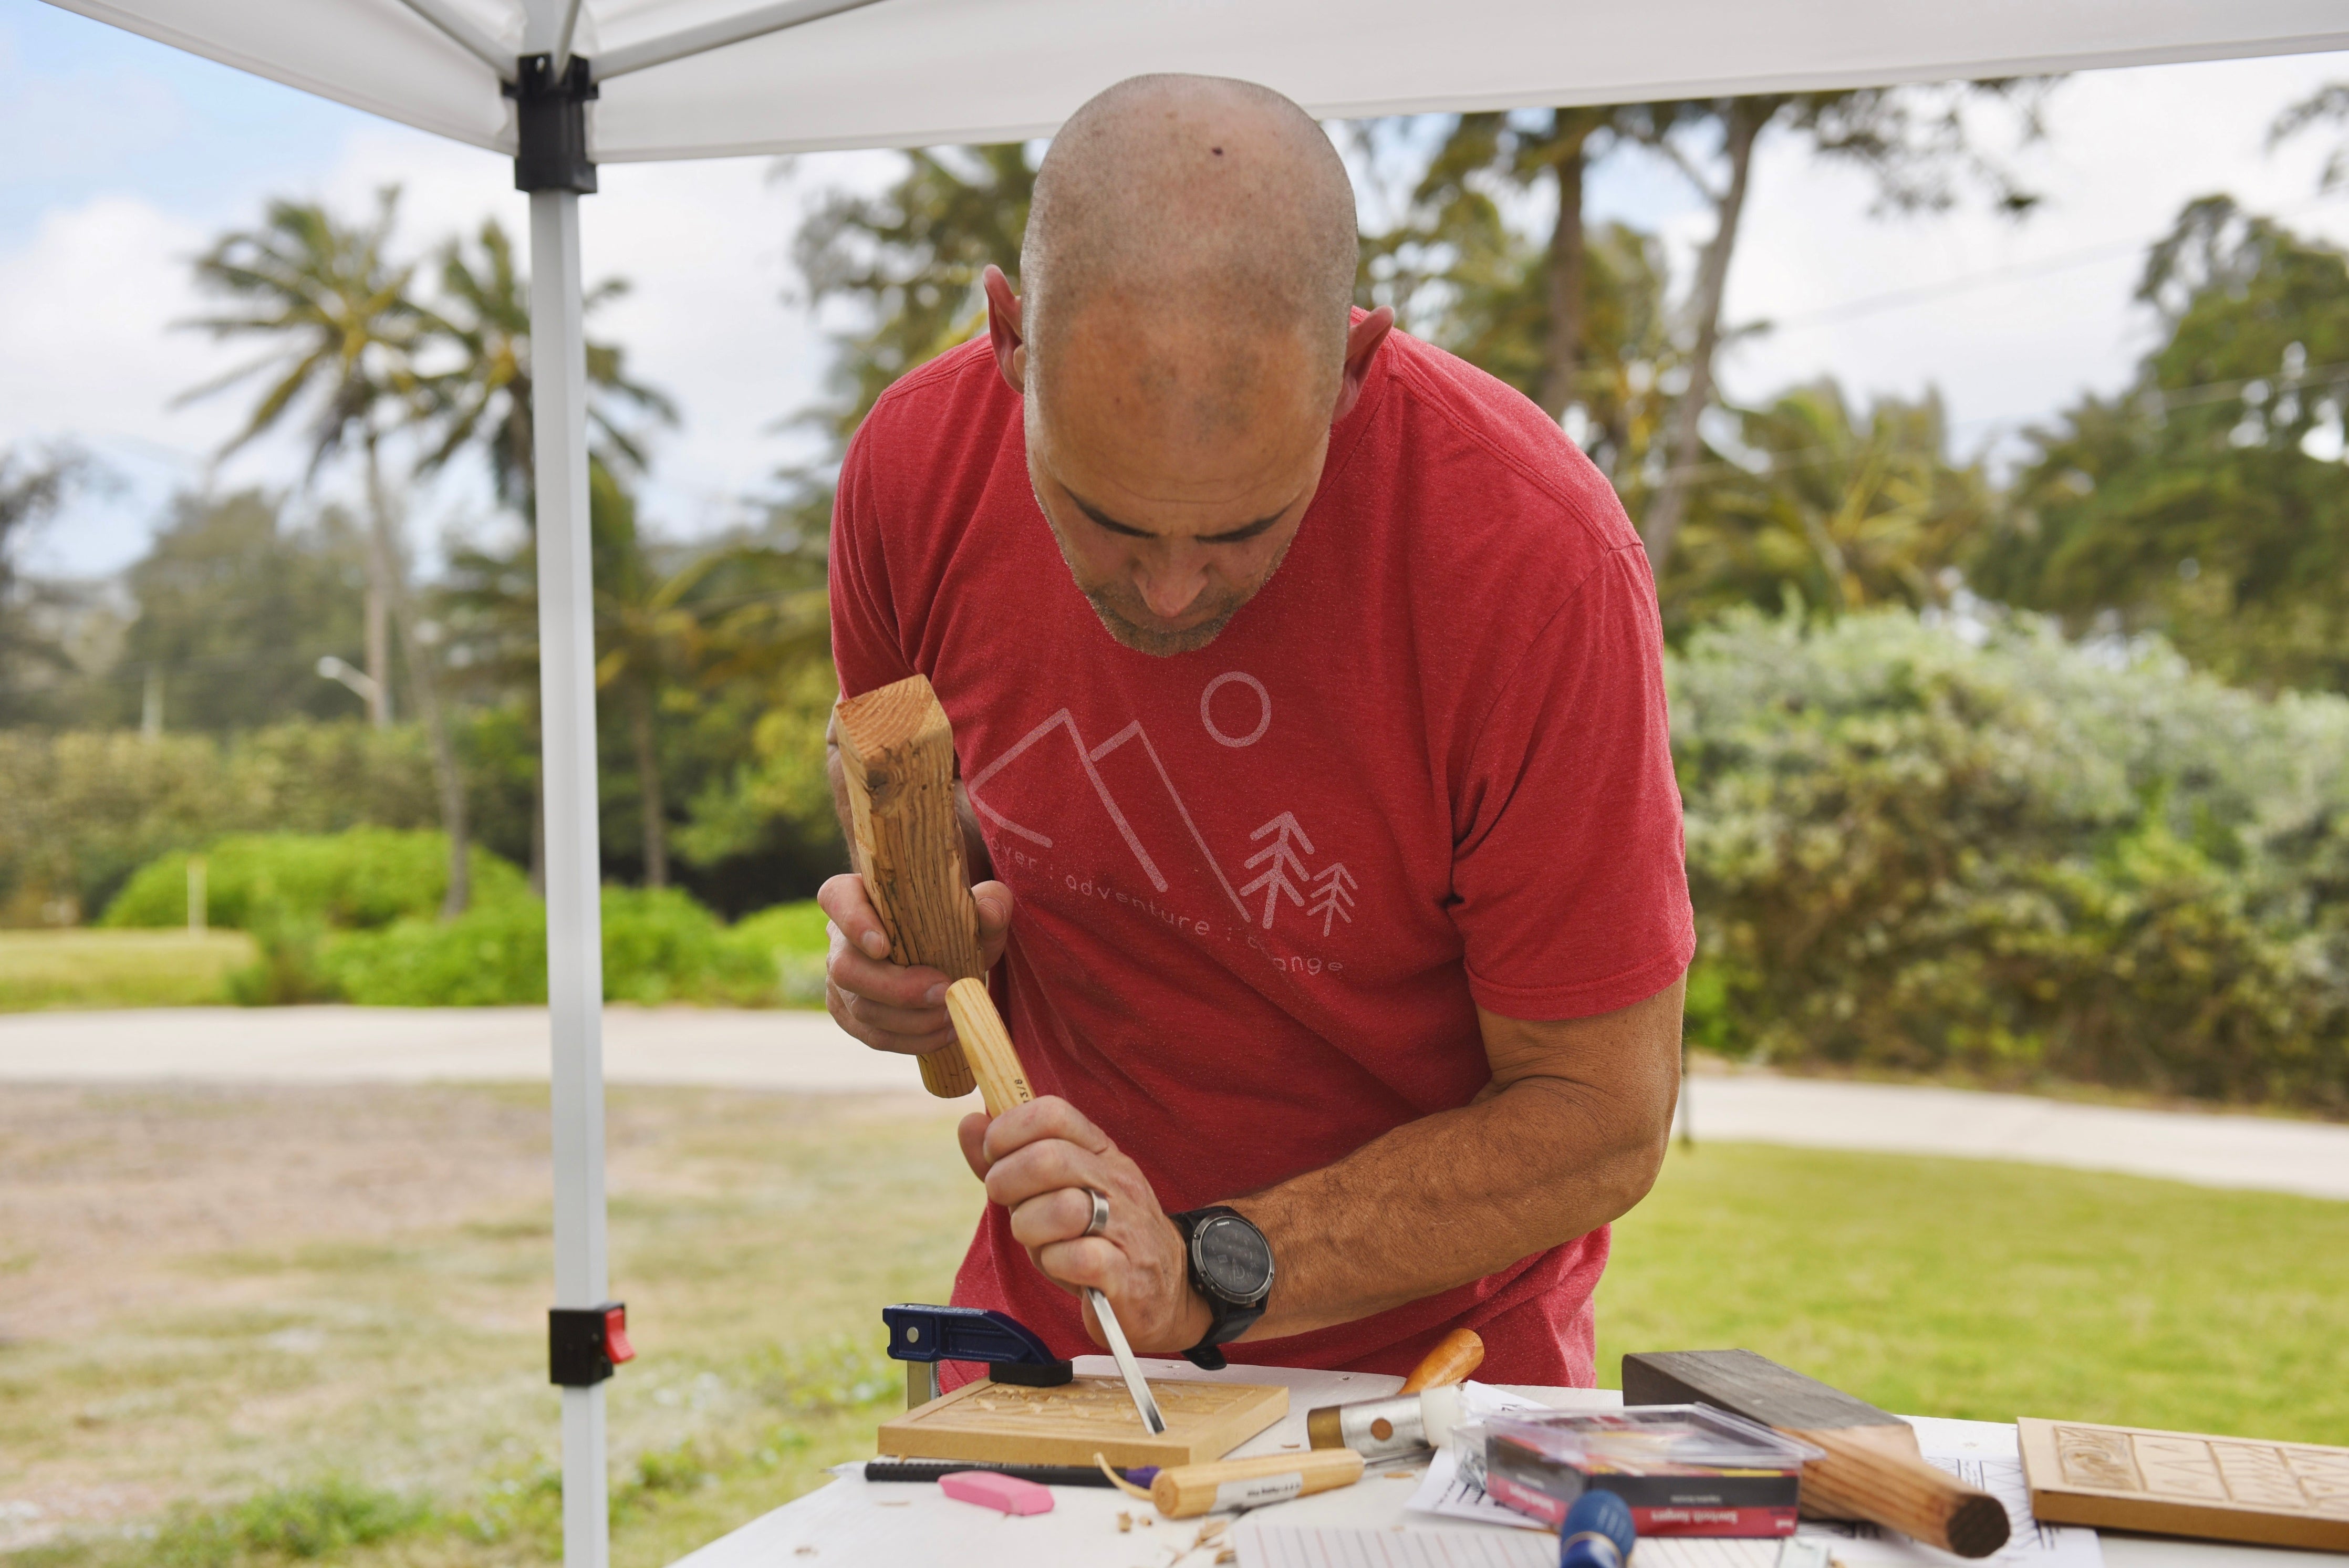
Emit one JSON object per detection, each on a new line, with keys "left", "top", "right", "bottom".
{"left": 0, "top": 722, "right": 448, "bottom": 924}
{"left": 323, "top": 887, "right": 793, "bottom": 1006}
{"left": 321, "top": 897, "right": 548, "bottom": 1006}
{"left": 224, "top": 901, "right": 339, "bottom": 1006}
{"left": 101, "top": 828, "right": 529, "bottom": 932}
{"left": 1674, "top": 608, "right": 2349, "bottom": 1109}
{"left": 730, "top": 899, "right": 829, "bottom": 1004}
{"left": 604, "top": 886, "right": 776, "bottom": 1005}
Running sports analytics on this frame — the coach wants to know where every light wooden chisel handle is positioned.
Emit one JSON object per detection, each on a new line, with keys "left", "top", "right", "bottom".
{"left": 1151, "top": 1449, "right": 1365, "bottom": 1518}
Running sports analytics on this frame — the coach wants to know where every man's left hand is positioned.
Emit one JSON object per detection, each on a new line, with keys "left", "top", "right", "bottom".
{"left": 959, "top": 1099, "right": 1211, "bottom": 1356}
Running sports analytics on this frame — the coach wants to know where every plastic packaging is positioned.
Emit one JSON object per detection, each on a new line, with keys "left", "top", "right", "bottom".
{"left": 1472, "top": 1405, "right": 1824, "bottom": 1536}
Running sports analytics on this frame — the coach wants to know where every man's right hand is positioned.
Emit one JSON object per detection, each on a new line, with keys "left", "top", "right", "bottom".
{"left": 818, "top": 873, "right": 1016, "bottom": 1057}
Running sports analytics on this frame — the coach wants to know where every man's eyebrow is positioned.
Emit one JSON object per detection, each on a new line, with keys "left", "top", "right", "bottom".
{"left": 1065, "top": 488, "right": 1292, "bottom": 545}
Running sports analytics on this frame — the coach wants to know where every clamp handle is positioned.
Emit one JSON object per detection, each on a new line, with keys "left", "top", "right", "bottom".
{"left": 882, "top": 1303, "right": 1072, "bottom": 1387}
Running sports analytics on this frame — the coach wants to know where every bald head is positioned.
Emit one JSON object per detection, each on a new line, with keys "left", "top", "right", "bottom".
{"left": 988, "top": 76, "right": 1386, "bottom": 657}
{"left": 1022, "top": 75, "right": 1360, "bottom": 433}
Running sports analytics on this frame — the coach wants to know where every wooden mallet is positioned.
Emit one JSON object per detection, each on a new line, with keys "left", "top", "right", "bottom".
{"left": 1622, "top": 1349, "right": 2011, "bottom": 1559}
{"left": 835, "top": 672, "right": 1160, "bottom": 1432}
{"left": 833, "top": 674, "right": 982, "bottom": 1100}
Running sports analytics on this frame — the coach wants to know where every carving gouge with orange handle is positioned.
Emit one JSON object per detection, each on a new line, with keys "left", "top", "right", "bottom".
{"left": 1304, "top": 1327, "right": 1486, "bottom": 1462}
{"left": 944, "top": 979, "right": 1168, "bottom": 1436}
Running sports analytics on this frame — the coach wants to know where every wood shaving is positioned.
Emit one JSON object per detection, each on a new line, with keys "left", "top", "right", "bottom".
{"left": 1095, "top": 1451, "right": 1154, "bottom": 1499}
{"left": 1117, "top": 1511, "right": 1132, "bottom": 1532}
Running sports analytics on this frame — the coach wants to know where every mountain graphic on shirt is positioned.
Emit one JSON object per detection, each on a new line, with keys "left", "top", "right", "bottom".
{"left": 968, "top": 708, "right": 1332, "bottom": 933}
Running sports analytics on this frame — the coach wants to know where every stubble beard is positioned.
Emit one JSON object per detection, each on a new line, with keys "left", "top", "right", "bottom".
{"left": 1044, "top": 511, "right": 1301, "bottom": 658}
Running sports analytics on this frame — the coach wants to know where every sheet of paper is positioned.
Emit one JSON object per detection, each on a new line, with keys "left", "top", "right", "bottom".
{"left": 1235, "top": 1522, "right": 1782, "bottom": 1566}
{"left": 1402, "top": 1383, "right": 1553, "bottom": 1530}
{"left": 1234, "top": 1524, "right": 1554, "bottom": 1566}
{"left": 1406, "top": 1445, "right": 1547, "bottom": 1531}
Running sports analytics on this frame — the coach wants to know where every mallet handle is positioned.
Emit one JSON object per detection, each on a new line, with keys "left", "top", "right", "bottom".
{"left": 1791, "top": 1425, "right": 2012, "bottom": 1559}
{"left": 946, "top": 978, "right": 1033, "bottom": 1113}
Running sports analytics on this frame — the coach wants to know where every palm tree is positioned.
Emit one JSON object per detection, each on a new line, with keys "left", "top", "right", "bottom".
{"left": 587, "top": 465, "right": 711, "bottom": 888}
{"left": 415, "top": 217, "right": 673, "bottom": 512}
{"left": 1668, "top": 379, "right": 1994, "bottom": 624}
{"left": 0, "top": 446, "right": 88, "bottom": 726}
{"left": 179, "top": 189, "right": 474, "bottom": 916}
{"left": 415, "top": 219, "right": 674, "bottom": 894}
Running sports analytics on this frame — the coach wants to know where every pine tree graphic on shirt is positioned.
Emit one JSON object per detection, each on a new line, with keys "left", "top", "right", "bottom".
{"left": 1308, "top": 862, "right": 1357, "bottom": 936}
{"left": 1240, "top": 813, "right": 1316, "bottom": 930}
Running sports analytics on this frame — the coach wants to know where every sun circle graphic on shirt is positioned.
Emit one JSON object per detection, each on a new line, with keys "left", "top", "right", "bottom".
{"left": 1201, "top": 671, "right": 1271, "bottom": 747}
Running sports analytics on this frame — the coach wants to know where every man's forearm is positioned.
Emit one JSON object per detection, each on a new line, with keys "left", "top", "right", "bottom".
{"left": 1222, "top": 982, "right": 1682, "bottom": 1341}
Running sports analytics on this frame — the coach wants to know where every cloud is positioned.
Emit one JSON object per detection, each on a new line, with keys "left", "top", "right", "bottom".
{"left": 1710, "top": 51, "right": 2349, "bottom": 454}
{"left": 0, "top": 194, "right": 228, "bottom": 574}
{"left": 0, "top": 112, "right": 894, "bottom": 575}
{"left": 5, "top": 32, "right": 2347, "bottom": 579}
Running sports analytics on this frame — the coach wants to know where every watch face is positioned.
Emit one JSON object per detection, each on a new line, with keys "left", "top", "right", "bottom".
{"left": 1193, "top": 1214, "right": 1274, "bottom": 1304}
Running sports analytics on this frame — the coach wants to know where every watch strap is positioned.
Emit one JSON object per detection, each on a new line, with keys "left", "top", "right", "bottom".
{"left": 1171, "top": 1207, "right": 1270, "bottom": 1370}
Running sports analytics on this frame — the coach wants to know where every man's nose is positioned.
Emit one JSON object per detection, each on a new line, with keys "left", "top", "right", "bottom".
{"left": 1135, "top": 555, "right": 1208, "bottom": 620}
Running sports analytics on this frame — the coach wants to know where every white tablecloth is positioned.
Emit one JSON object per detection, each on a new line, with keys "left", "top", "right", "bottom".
{"left": 671, "top": 1358, "right": 2347, "bottom": 1568}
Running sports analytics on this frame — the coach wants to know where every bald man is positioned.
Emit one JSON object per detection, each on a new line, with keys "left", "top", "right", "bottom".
{"left": 820, "top": 75, "right": 1691, "bottom": 1387}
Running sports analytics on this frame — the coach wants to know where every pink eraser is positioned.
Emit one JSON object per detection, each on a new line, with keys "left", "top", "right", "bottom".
{"left": 939, "top": 1470, "right": 1055, "bottom": 1516}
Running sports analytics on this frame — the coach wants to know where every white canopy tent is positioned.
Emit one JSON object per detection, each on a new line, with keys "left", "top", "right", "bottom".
{"left": 37, "top": 2, "right": 2349, "bottom": 1563}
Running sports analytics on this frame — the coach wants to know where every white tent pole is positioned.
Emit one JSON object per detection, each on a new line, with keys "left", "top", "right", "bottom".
{"left": 550, "top": 0, "right": 587, "bottom": 74}
{"left": 530, "top": 183, "right": 610, "bottom": 1568}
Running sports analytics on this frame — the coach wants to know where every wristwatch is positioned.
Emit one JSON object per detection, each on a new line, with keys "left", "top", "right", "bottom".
{"left": 1169, "top": 1206, "right": 1275, "bottom": 1370}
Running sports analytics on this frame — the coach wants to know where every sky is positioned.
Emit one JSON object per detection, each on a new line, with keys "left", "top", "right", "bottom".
{"left": 2, "top": 0, "right": 2346, "bottom": 581}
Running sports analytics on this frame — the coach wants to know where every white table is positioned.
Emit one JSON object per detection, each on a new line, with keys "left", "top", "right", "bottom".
{"left": 671, "top": 1358, "right": 2347, "bottom": 1567}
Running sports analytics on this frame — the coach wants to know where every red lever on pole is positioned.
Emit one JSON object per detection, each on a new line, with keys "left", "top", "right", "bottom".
{"left": 602, "top": 1304, "right": 635, "bottom": 1365}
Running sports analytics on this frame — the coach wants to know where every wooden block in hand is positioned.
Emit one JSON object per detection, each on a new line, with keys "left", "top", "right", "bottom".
{"left": 834, "top": 673, "right": 979, "bottom": 1099}
{"left": 1622, "top": 1349, "right": 2011, "bottom": 1558}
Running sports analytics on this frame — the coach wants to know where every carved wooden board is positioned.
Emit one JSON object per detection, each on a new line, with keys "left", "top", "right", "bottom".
{"left": 875, "top": 1376, "right": 1288, "bottom": 1468}
{"left": 2019, "top": 1417, "right": 2349, "bottom": 1550}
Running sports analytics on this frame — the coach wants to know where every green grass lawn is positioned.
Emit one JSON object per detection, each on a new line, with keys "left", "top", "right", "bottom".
{"left": 4, "top": 1089, "right": 2342, "bottom": 1568}
{"left": 0, "top": 929, "right": 256, "bottom": 1011}
{"left": 1597, "top": 1141, "right": 2349, "bottom": 1443}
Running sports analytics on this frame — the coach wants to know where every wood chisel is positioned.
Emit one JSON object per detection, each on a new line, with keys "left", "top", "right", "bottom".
{"left": 945, "top": 978, "right": 1168, "bottom": 1436}
{"left": 1305, "top": 1326, "right": 1484, "bottom": 1461}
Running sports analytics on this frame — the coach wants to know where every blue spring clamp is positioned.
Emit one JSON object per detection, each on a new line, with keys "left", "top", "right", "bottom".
{"left": 884, "top": 1303, "right": 1074, "bottom": 1408}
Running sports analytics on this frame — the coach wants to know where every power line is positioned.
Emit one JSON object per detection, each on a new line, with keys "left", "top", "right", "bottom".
{"left": 1762, "top": 192, "right": 2345, "bottom": 333}
{"left": 1648, "top": 357, "right": 2349, "bottom": 487}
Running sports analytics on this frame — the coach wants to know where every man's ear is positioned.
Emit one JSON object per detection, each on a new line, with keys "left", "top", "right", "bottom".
{"left": 1331, "top": 306, "right": 1395, "bottom": 424}
{"left": 983, "top": 264, "right": 1026, "bottom": 395}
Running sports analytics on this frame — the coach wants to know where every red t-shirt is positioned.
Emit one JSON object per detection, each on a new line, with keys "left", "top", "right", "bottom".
{"left": 830, "top": 325, "right": 1692, "bottom": 1387}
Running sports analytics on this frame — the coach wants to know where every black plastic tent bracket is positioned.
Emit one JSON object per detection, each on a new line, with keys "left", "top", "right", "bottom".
{"left": 508, "top": 53, "right": 598, "bottom": 194}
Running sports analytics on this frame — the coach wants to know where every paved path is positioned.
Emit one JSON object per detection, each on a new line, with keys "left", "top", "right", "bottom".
{"left": 3, "top": 1006, "right": 2344, "bottom": 1201}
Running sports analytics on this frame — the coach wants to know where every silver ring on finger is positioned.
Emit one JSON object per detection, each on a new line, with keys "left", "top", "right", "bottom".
{"left": 1083, "top": 1188, "right": 1110, "bottom": 1238}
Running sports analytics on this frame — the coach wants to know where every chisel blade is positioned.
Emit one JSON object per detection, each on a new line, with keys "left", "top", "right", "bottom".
{"left": 1084, "top": 1286, "right": 1168, "bottom": 1435}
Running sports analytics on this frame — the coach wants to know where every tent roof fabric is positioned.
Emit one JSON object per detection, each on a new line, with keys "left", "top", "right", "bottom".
{"left": 45, "top": 0, "right": 2349, "bottom": 164}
